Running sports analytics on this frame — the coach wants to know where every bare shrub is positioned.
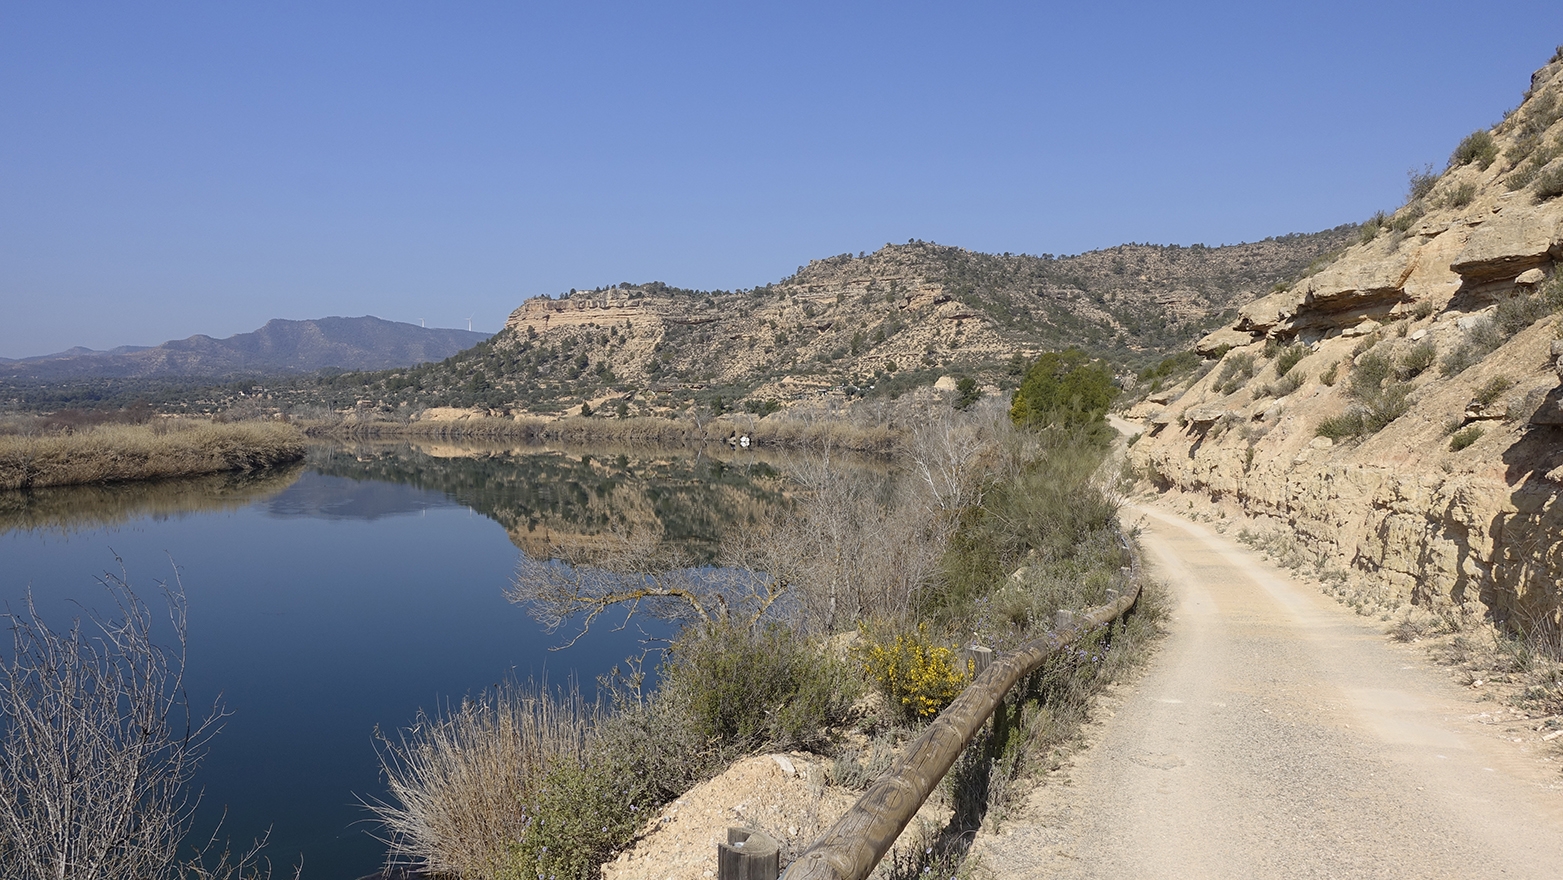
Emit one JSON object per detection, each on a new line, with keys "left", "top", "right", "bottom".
{"left": 509, "top": 528, "right": 785, "bottom": 645}
{"left": 0, "top": 571, "right": 222, "bottom": 880}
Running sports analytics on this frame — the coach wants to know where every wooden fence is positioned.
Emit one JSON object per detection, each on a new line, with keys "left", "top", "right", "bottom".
{"left": 771, "top": 537, "right": 1142, "bottom": 880}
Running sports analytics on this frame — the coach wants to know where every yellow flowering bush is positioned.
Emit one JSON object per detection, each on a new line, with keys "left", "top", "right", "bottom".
{"left": 853, "top": 623, "right": 969, "bottom": 720}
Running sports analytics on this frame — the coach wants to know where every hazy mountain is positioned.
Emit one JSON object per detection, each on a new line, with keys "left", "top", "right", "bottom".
{"left": 2, "top": 317, "right": 489, "bottom": 380}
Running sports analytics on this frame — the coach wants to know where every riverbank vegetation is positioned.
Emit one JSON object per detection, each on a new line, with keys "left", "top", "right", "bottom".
{"left": 0, "top": 418, "right": 305, "bottom": 490}
{"left": 371, "top": 353, "right": 1166, "bottom": 879}
{"left": 310, "top": 410, "right": 903, "bottom": 456}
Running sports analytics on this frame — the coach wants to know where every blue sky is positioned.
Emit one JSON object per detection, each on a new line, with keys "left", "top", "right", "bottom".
{"left": 2, "top": 2, "right": 1558, "bottom": 358}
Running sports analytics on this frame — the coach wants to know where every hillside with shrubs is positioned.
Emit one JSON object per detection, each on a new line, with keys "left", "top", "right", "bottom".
{"left": 268, "top": 230, "right": 1353, "bottom": 425}
{"left": 1127, "top": 47, "right": 1563, "bottom": 690}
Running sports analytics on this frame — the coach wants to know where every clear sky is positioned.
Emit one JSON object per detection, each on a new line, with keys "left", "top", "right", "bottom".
{"left": 2, "top": 2, "right": 1558, "bottom": 358}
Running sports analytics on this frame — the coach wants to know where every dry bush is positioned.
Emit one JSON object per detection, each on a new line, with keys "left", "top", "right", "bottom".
{"left": 0, "top": 571, "right": 224, "bottom": 880}
{"left": 743, "top": 404, "right": 1007, "bottom": 632}
{"left": 368, "top": 681, "right": 595, "bottom": 879}
{"left": 0, "top": 421, "right": 305, "bottom": 490}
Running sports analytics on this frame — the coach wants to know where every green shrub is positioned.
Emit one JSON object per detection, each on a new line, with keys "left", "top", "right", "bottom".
{"left": 1449, "top": 130, "right": 1499, "bottom": 170}
{"left": 1264, "top": 371, "right": 1304, "bottom": 399}
{"left": 1396, "top": 339, "right": 1437, "bottom": 380}
{"left": 1449, "top": 425, "right": 1484, "bottom": 451}
{"left": 1508, "top": 163, "right": 1542, "bottom": 191}
{"left": 1439, "top": 314, "right": 1509, "bottom": 376}
{"left": 1213, "top": 352, "right": 1257, "bottom": 395}
{"left": 933, "top": 435, "right": 1117, "bottom": 618}
{"left": 1138, "top": 351, "right": 1195, "bottom": 380}
{"left": 661, "top": 622, "right": 855, "bottom": 753}
{"left": 503, "top": 622, "right": 857, "bottom": 878}
{"left": 1274, "top": 343, "right": 1309, "bottom": 377}
{"left": 1412, "top": 300, "right": 1439, "bottom": 320}
{"left": 1475, "top": 375, "right": 1514, "bottom": 406}
{"left": 1010, "top": 349, "right": 1117, "bottom": 429}
{"left": 1499, "top": 292, "right": 1552, "bottom": 335}
{"left": 1319, "top": 349, "right": 1413, "bottom": 439}
{"left": 1319, "top": 361, "right": 1340, "bottom": 386}
{"left": 1535, "top": 165, "right": 1563, "bottom": 201}
{"left": 1350, "top": 350, "right": 1392, "bottom": 398}
{"left": 1360, "top": 213, "right": 1386, "bottom": 243}
{"left": 954, "top": 376, "right": 981, "bottom": 410}
{"left": 1316, "top": 411, "right": 1366, "bottom": 440}
{"left": 1406, "top": 165, "right": 1437, "bottom": 203}
{"left": 1443, "top": 181, "right": 1478, "bottom": 208}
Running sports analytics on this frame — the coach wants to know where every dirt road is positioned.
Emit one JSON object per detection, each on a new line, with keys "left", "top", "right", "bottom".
{"left": 970, "top": 502, "right": 1563, "bottom": 879}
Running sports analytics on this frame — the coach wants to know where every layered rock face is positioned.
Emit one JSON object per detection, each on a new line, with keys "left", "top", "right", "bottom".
{"left": 1129, "top": 53, "right": 1563, "bottom": 638}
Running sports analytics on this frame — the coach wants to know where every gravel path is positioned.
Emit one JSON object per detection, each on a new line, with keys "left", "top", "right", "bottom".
{"left": 970, "top": 502, "right": 1563, "bottom": 879}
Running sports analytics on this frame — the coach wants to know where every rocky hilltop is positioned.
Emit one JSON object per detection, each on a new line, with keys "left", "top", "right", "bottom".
{"left": 2, "top": 316, "right": 488, "bottom": 380}
{"left": 1128, "top": 49, "right": 1563, "bottom": 640}
{"left": 330, "top": 231, "right": 1353, "bottom": 418}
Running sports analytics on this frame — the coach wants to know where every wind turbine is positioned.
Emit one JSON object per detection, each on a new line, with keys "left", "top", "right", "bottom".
{"left": 466, "top": 315, "right": 474, "bottom": 332}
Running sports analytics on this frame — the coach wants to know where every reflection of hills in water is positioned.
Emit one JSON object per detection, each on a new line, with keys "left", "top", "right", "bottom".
{"left": 0, "top": 464, "right": 306, "bottom": 536}
{"left": 263, "top": 471, "right": 464, "bottom": 520}
{"left": 306, "top": 441, "right": 794, "bottom": 562}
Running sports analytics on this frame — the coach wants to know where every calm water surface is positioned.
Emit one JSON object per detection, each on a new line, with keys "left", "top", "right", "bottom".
{"left": 0, "top": 442, "right": 790, "bottom": 878}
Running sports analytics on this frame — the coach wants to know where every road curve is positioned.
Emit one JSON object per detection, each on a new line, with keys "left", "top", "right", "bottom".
{"left": 971, "top": 501, "right": 1563, "bottom": 879}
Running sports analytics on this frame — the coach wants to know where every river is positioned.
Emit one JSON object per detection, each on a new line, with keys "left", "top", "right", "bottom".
{"left": 0, "top": 440, "right": 801, "bottom": 878}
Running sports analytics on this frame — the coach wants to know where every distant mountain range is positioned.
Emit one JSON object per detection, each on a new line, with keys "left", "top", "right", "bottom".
{"left": 0, "top": 317, "right": 490, "bottom": 380}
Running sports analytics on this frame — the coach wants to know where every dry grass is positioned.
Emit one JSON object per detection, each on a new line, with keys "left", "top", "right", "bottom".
{"left": 0, "top": 421, "right": 305, "bottom": 490}
{"left": 312, "top": 407, "right": 911, "bottom": 455}
{"left": 368, "top": 681, "right": 595, "bottom": 879}
{"left": 341, "top": 413, "right": 900, "bottom": 455}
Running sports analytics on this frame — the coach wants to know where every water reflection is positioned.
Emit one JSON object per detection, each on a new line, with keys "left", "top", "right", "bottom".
{"left": 0, "top": 463, "right": 305, "bottom": 536}
{"left": 0, "top": 439, "right": 847, "bottom": 876}
{"left": 306, "top": 440, "right": 796, "bottom": 562}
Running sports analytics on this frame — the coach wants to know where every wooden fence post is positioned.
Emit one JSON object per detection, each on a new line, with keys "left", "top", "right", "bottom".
{"left": 719, "top": 828, "right": 780, "bottom": 880}
{"left": 960, "top": 644, "right": 993, "bottom": 679}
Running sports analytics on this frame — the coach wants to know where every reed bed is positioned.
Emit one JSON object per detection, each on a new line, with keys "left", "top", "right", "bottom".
{"left": 0, "top": 420, "right": 306, "bottom": 490}
{"left": 320, "top": 414, "right": 902, "bottom": 455}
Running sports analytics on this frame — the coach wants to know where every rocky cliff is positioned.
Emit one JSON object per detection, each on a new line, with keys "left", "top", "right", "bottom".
{"left": 1128, "top": 50, "right": 1563, "bottom": 641}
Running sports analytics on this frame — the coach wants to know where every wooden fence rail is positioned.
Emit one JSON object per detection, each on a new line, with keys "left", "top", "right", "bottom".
{"left": 775, "top": 538, "right": 1141, "bottom": 880}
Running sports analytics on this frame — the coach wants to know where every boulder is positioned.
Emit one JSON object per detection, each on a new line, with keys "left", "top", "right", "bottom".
{"left": 1236, "top": 291, "right": 1300, "bottom": 335}
{"left": 1516, "top": 267, "right": 1548, "bottom": 287}
{"left": 1298, "top": 247, "right": 1413, "bottom": 315}
{"left": 1196, "top": 328, "right": 1255, "bottom": 357}
{"left": 1450, "top": 207, "right": 1563, "bottom": 284}
{"left": 1464, "top": 401, "right": 1507, "bottom": 421}
{"left": 1184, "top": 406, "right": 1229, "bottom": 426}
{"left": 1342, "top": 318, "right": 1383, "bottom": 338}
